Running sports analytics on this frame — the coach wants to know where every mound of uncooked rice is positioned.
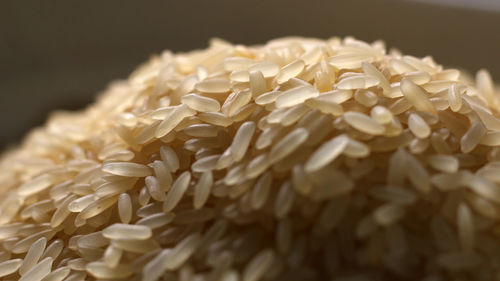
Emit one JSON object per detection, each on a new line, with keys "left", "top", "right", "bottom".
{"left": 1, "top": 36, "right": 500, "bottom": 281}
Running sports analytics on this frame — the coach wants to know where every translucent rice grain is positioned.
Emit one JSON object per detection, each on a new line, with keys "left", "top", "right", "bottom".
{"left": 337, "top": 75, "right": 379, "bottom": 90}
{"left": 223, "top": 57, "right": 254, "bottom": 71}
{"left": 192, "top": 155, "right": 220, "bottom": 172}
{"left": 281, "top": 104, "right": 310, "bottom": 126}
{"left": 160, "top": 146, "right": 180, "bottom": 172}
{"left": 400, "top": 78, "right": 436, "bottom": 114}
{"left": 266, "top": 108, "right": 288, "bottom": 124}
{"left": 466, "top": 99, "right": 500, "bottom": 131}
{"left": 460, "top": 122, "right": 486, "bottom": 153}
{"left": 343, "top": 138, "right": 370, "bottom": 158}
{"left": 466, "top": 175, "right": 500, "bottom": 204}
{"left": 230, "top": 121, "right": 256, "bottom": 162}
{"left": 353, "top": 89, "right": 378, "bottom": 107}
{"left": 250, "top": 61, "right": 280, "bottom": 77}
{"left": 19, "top": 237, "right": 47, "bottom": 275}
{"left": 155, "top": 104, "right": 196, "bottom": 138}
{"left": 193, "top": 171, "right": 213, "bottom": 209}
{"left": 242, "top": 249, "right": 275, "bottom": 281}
{"left": 407, "top": 152, "right": 430, "bottom": 193}
{"left": 269, "top": 128, "right": 309, "bottom": 164}
{"left": 305, "top": 135, "right": 349, "bottom": 173}
{"left": 248, "top": 71, "right": 267, "bottom": 98}
{"left": 318, "top": 89, "right": 353, "bottom": 104}
{"left": 245, "top": 154, "right": 270, "bottom": 179}
{"left": 481, "top": 132, "right": 500, "bottom": 146}
{"left": 195, "top": 79, "right": 231, "bottom": 93}
{"left": 181, "top": 94, "right": 221, "bottom": 112}
{"left": 362, "top": 61, "right": 390, "bottom": 92}
{"left": 111, "top": 238, "right": 159, "bottom": 254}
{"left": 404, "top": 71, "right": 431, "bottom": 84}
{"left": 50, "top": 194, "right": 77, "bottom": 228}
{"left": 17, "top": 174, "right": 54, "bottom": 198}
{"left": 19, "top": 257, "right": 53, "bottom": 281}
{"left": 328, "top": 53, "right": 374, "bottom": 69}
{"left": 163, "top": 171, "right": 191, "bottom": 212}
{"left": 103, "top": 246, "right": 122, "bottom": 268}
{"left": 75, "top": 194, "right": 119, "bottom": 226}
{"left": 118, "top": 193, "right": 132, "bottom": 224}
{"left": 300, "top": 46, "right": 322, "bottom": 65}
{"left": 77, "top": 232, "right": 109, "bottom": 249}
{"left": 408, "top": 113, "right": 431, "bottom": 139}
{"left": 427, "top": 155, "right": 459, "bottom": 173}
{"left": 136, "top": 213, "right": 175, "bottom": 229}
{"left": 142, "top": 249, "right": 171, "bottom": 281}
{"left": 0, "top": 223, "right": 23, "bottom": 240}
{"left": 476, "top": 69, "right": 495, "bottom": 106}
{"left": 370, "top": 105, "right": 393, "bottom": 124}
{"left": 102, "top": 162, "right": 152, "bottom": 177}
{"left": 103, "top": 223, "right": 152, "bottom": 240}
{"left": 305, "top": 99, "right": 343, "bottom": 116}
{"left": 86, "top": 262, "right": 133, "bottom": 279}
{"left": 0, "top": 258, "right": 22, "bottom": 277}
{"left": 230, "top": 93, "right": 254, "bottom": 120}
{"left": 448, "top": 84, "right": 463, "bottom": 112}
{"left": 250, "top": 172, "right": 273, "bottom": 210}
{"left": 164, "top": 233, "right": 201, "bottom": 270}
{"left": 145, "top": 176, "right": 165, "bottom": 201}
{"left": 41, "top": 239, "right": 63, "bottom": 260}
{"left": 343, "top": 112, "right": 385, "bottom": 135}
{"left": 66, "top": 194, "right": 94, "bottom": 212}
{"left": 275, "top": 85, "right": 319, "bottom": 108}
{"left": 198, "top": 112, "right": 233, "bottom": 127}
{"left": 255, "top": 90, "right": 282, "bottom": 105}
{"left": 275, "top": 181, "right": 295, "bottom": 219}
{"left": 41, "top": 267, "right": 70, "bottom": 281}
{"left": 275, "top": 59, "right": 305, "bottom": 84}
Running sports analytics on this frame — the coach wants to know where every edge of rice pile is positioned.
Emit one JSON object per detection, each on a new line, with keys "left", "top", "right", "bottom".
{"left": 1, "top": 36, "right": 500, "bottom": 281}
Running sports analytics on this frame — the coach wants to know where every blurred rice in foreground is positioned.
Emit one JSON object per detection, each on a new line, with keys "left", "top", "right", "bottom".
{"left": 1, "top": 36, "right": 500, "bottom": 280}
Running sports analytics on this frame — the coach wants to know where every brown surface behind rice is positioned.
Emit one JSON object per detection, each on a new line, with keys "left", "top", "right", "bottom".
{"left": 0, "top": 36, "right": 500, "bottom": 281}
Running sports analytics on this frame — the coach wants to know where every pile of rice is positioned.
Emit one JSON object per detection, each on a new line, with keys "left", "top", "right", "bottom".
{"left": 1, "top": 36, "right": 500, "bottom": 281}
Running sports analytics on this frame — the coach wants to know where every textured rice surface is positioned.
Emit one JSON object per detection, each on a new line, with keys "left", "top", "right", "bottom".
{"left": 0, "top": 36, "right": 499, "bottom": 281}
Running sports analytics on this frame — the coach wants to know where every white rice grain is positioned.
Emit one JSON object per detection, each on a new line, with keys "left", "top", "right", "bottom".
{"left": 343, "top": 112, "right": 385, "bottom": 135}
{"left": 275, "top": 85, "right": 319, "bottom": 108}
{"left": 305, "top": 134, "right": 349, "bottom": 172}
{"left": 19, "top": 257, "right": 53, "bottom": 281}
{"left": 193, "top": 171, "right": 213, "bottom": 209}
{"left": 102, "top": 162, "right": 152, "bottom": 177}
{"left": 103, "top": 223, "right": 152, "bottom": 240}
{"left": 163, "top": 171, "right": 191, "bottom": 212}
{"left": 408, "top": 113, "right": 431, "bottom": 139}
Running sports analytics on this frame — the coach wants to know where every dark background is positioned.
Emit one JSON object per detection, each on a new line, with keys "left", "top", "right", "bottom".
{"left": 1, "top": 0, "right": 499, "bottom": 149}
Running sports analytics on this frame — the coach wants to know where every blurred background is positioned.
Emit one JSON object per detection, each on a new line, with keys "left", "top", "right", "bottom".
{"left": 1, "top": 0, "right": 499, "bottom": 149}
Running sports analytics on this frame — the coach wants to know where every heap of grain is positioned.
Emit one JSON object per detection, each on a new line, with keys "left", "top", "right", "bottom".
{"left": 1, "top": 37, "right": 500, "bottom": 281}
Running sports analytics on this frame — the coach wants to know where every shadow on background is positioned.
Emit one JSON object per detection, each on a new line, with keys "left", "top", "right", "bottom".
{"left": 1, "top": 0, "right": 499, "bottom": 149}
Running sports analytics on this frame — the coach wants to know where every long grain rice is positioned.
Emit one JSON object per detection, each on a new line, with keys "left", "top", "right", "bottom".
{"left": 1, "top": 36, "right": 499, "bottom": 281}
{"left": 0, "top": 258, "right": 22, "bottom": 277}
{"left": 19, "top": 257, "right": 53, "bottom": 281}
{"left": 343, "top": 112, "right": 385, "bottom": 135}
{"left": 19, "top": 237, "right": 47, "bottom": 275}
{"left": 163, "top": 171, "right": 191, "bottom": 212}
{"left": 275, "top": 85, "right": 319, "bottom": 108}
